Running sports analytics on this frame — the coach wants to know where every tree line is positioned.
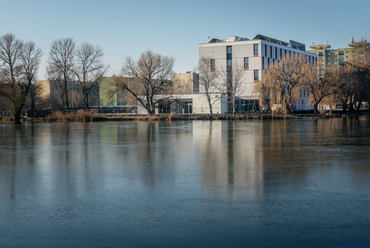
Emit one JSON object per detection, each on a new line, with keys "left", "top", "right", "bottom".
{"left": 0, "top": 33, "right": 185, "bottom": 119}
{"left": 0, "top": 33, "right": 110, "bottom": 121}
{"left": 256, "top": 39, "right": 370, "bottom": 116}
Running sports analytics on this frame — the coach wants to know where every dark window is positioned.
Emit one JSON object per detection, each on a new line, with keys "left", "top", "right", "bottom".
{"left": 338, "top": 50, "right": 344, "bottom": 55}
{"left": 244, "top": 57, "right": 249, "bottom": 69}
{"left": 211, "top": 59, "right": 215, "bottom": 71}
{"left": 270, "top": 46, "right": 272, "bottom": 58}
{"left": 280, "top": 48, "right": 282, "bottom": 59}
{"left": 227, "top": 46, "right": 232, "bottom": 67}
{"left": 254, "top": 70, "right": 258, "bottom": 81}
{"left": 262, "top": 57, "right": 264, "bottom": 69}
{"left": 227, "top": 46, "right": 232, "bottom": 54}
{"left": 275, "top": 47, "right": 277, "bottom": 59}
{"left": 265, "top": 45, "right": 267, "bottom": 57}
{"left": 254, "top": 44, "right": 258, "bottom": 55}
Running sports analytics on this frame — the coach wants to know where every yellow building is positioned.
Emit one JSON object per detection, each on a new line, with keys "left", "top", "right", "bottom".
{"left": 306, "top": 39, "right": 359, "bottom": 72}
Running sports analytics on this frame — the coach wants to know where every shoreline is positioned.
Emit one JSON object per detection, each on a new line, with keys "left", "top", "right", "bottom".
{"left": 1, "top": 112, "right": 363, "bottom": 123}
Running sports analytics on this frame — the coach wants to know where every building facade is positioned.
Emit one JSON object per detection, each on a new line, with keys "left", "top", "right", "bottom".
{"left": 306, "top": 39, "right": 359, "bottom": 73}
{"left": 173, "top": 72, "right": 199, "bottom": 94}
{"left": 199, "top": 34, "right": 317, "bottom": 111}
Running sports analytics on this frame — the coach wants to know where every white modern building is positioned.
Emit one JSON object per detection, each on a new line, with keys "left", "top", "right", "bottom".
{"left": 137, "top": 93, "right": 228, "bottom": 115}
{"left": 199, "top": 34, "right": 317, "bottom": 111}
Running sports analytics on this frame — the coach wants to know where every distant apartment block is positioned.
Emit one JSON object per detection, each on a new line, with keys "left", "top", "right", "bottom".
{"left": 306, "top": 37, "right": 362, "bottom": 73}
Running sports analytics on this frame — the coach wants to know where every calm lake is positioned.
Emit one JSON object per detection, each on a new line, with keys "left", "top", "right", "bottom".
{"left": 1, "top": 118, "right": 370, "bottom": 247}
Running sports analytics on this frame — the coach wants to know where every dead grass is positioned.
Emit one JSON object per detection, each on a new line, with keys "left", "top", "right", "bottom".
{"left": 0, "top": 116, "right": 14, "bottom": 121}
{"left": 47, "top": 109, "right": 99, "bottom": 122}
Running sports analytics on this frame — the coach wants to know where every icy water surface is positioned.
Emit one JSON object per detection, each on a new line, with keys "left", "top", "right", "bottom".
{"left": 0, "top": 118, "right": 370, "bottom": 247}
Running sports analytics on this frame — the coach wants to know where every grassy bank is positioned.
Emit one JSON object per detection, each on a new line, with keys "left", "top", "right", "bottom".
{"left": 0, "top": 111, "right": 347, "bottom": 123}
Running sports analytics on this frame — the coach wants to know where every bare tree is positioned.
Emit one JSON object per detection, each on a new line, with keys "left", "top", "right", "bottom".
{"left": 302, "top": 64, "right": 337, "bottom": 116}
{"left": 0, "top": 34, "right": 42, "bottom": 122}
{"left": 47, "top": 38, "right": 76, "bottom": 110}
{"left": 219, "top": 61, "right": 244, "bottom": 115}
{"left": 255, "top": 54, "right": 307, "bottom": 114}
{"left": 346, "top": 38, "right": 370, "bottom": 111}
{"left": 198, "top": 57, "right": 220, "bottom": 115}
{"left": 114, "top": 50, "right": 175, "bottom": 115}
{"left": 72, "top": 42, "right": 109, "bottom": 108}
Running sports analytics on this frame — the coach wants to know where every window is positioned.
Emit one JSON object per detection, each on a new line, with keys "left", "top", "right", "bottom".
{"left": 338, "top": 51, "right": 344, "bottom": 55}
{"left": 262, "top": 57, "right": 264, "bottom": 69}
{"left": 334, "top": 62, "right": 337, "bottom": 65}
{"left": 353, "top": 55, "right": 356, "bottom": 58}
{"left": 352, "top": 50, "right": 356, "bottom": 53}
{"left": 334, "top": 52, "right": 337, "bottom": 55}
{"left": 265, "top": 45, "right": 267, "bottom": 57}
{"left": 346, "top": 50, "right": 349, "bottom": 53}
{"left": 328, "top": 57, "right": 331, "bottom": 60}
{"left": 346, "top": 56, "right": 349, "bottom": 58}
{"left": 244, "top": 57, "right": 249, "bottom": 70}
{"left": 254, "top": 44, "right": 258, "bottom": 56}
{"left": 328, "top": 52, "right": 331, "bottom": 55}
{"left": 270, "top": 46, "right": 272, "bottom": 58}
{"left": 211, "top": 59, "right": 215, "bottom": 71}
{"left": 226, "top": 46, "right": 232, "bottom": 67}
{"left": 318, "top": 52, "right": 324, "bottom": 56}
{"left": 280, "top": 48, "right": 282, "bottom": 59}
{"left": 254, "top": 70, "right": 258, "bottom": 81}
{"left": 275, "top": 47, "right": 277, "bottom": 59}
{"left": 328, "top": 62, "right": 331, "bottom": 65}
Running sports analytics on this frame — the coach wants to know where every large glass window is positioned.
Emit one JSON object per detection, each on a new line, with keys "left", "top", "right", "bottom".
{"left": 227, "top": 46, "right": 232, "bottom": 54}
{"left": 244, "top": 57, "right": 249, "bottom": 69}
{"left": 254, "top": 70, "right": 258, "bottom": 81}
{"left": 254, "top": 44, "right": 258, "bottom": 56}
{"left": 241, "top": 100, "right": 259, "bottom": 112}
{"left": 176, "top": 99, "right": 192, "bottom": 114}
{"left": 158, "top": 100, "right": 171, "bottom": 114}
{"left": 211, "top": 59, "right": 215, "bottom": 71}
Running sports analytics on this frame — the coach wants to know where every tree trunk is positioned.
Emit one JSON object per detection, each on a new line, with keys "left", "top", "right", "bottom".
{"left": 356, "top": 92, "right": 364, "bottom": 112}
{"left": 206, "top": 93, "right": 213, "bottom": 115}
{"left": 313, "top": 103, "right": 318, "bottom": 116}
{"left": 29, "top": 85, "right": 35, "bottom": 117}
{"left": 13, "top": 86, "right": 30, "bottom": 123}
{"left": 64, "top": 80, "right": 69, "bottom": 110}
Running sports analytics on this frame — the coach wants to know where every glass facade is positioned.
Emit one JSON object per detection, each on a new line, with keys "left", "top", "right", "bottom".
{"left": 158, "top": 100, "right": 171, "bottom": 114}
{"left": 176, "top": 99, "right": 192, "bottom": 114}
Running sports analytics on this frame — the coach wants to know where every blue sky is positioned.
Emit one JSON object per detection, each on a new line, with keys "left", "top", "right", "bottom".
{"left": 1, "top": 0, "right": 369, "bottom": 79}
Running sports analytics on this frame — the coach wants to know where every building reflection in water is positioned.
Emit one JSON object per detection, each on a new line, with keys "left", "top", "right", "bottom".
{"left": 1, "top": 117, "right": 369, "bottom": 203}
{"left": 194, "top": 121, "right": 264, "bottom": 198}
